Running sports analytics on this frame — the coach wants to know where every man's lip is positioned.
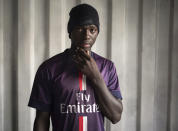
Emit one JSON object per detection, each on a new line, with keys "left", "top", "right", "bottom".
{"left": 80, "top": 43, "right": 90, "bottom": 47}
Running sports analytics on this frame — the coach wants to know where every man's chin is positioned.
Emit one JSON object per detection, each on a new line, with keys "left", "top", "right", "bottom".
{"left": 78, "top": 45, "right": 91, "bottom": 51}
{"left": 82, "top": 47, "right": 91, "bottom": 51}
{"left": 71, "top": 44, "right": 92, "bottom": 51}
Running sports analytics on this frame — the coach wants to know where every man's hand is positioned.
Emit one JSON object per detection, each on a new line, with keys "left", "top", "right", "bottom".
{"left": 72, "top": 47, "right": 101, "bottom": 81}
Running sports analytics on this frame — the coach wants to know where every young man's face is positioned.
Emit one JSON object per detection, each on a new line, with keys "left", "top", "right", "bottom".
{"left": 70, "top": 24, "right": 98, "bottom": 51}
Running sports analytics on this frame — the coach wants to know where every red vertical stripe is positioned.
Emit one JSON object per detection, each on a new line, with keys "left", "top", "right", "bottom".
{"left": 79, "top": 72, "right": 83, "bottom": 91}
{"left": 79, "top": 116, "right": 83, "bottom": 131}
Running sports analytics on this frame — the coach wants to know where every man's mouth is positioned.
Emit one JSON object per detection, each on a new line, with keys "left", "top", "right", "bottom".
{"left": 79, "top": 41, "right": 91, "bottom": 48}
{"left": 80, "top": 43, "right": 90, "bottom": 48}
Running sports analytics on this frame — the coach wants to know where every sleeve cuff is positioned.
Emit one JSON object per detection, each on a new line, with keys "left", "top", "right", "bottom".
{"left": 111, "top": 90, "right": 123, "bottom": 100}
{"left": 28, "top": 99, "right": 51, "bottom": 112}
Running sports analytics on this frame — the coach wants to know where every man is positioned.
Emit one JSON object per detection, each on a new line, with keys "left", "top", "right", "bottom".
{"left": 28, "top": 4, "right": 123, "bottom": 131}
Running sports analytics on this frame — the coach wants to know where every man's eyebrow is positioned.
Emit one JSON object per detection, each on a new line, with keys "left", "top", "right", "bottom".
{"left": 85, "top": 25, "right": 97, "bottom": 28}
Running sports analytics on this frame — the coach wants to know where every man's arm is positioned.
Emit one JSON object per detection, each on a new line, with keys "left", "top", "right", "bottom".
{"left": 33, "top": 110, "right": 50, "bottom": 131}
{"left": 72, "top": 48, "right": 123, "bottom": 124}
{"left": 90, "top": 74, "right": 123, "bottom": 124}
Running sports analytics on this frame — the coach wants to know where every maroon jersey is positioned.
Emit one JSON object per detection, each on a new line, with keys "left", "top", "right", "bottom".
{"left": 28, "top": 49, "right": 122, "bottom": 131}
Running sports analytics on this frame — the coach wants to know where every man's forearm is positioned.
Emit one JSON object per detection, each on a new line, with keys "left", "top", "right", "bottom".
{"left": 33, "top": 111, "right": 50, "bottom": 131}
{"left": 33, "top": 118, "right": 50, "bottom": 131}
{"left": 90, "top": 74, "right": 123, "bottom": 124}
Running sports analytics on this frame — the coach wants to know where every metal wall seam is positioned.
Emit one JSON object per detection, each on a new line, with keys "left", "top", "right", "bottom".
{"left": 0, "top": 0, "right": 4, "bottom": 130}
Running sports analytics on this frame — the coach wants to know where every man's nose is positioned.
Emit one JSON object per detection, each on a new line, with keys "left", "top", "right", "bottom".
{"left": 83, "top": 29, "right": 90, "bottom": 38}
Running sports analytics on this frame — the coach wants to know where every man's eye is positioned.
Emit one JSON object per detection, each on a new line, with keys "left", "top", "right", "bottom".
{"left": 90, "top": 28, "right": 96, "bottom": 33}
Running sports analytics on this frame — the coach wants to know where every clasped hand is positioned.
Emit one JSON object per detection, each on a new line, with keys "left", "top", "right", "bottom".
{"left": 72, "top": 47, "right": 101, "bottom": 81}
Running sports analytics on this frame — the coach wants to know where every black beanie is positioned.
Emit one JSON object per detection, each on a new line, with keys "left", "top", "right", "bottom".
{"left": 67, "top": 4, "right": 100, "bottom": 34}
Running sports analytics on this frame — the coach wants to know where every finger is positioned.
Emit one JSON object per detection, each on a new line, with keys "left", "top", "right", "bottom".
{"left": 72, "top": 47, "right": 82, "bottom": 56}
{"left": 72, "top": 54, "right": 86, "bottom": 65}
{"left": 78, "top": 49, "right": 90, "bottom": 60}
{"left": 72, "top": 56, "right": 83, "bottom": 65}
{"left": 79, "top": 48, "right": 89, "bottom": 55}
{"left": 79, "top": 53, "right": 89, "bottom": 63}
{"left": 72, "top": 58, "right": 79, "bottom": 64}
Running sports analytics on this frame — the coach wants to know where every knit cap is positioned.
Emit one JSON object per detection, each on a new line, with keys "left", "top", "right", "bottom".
{"left": 67, "top": 4, "right": 100, "bottom": 34}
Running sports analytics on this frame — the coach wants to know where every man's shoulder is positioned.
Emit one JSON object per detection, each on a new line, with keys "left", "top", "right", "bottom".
{"left": 92, "top": 51, "right": 113, "bottom": 66}
{"left": 37, "top": 49, "right": 68, "bottom": 71}
{"left": 92, "top": 52, "right": 115, "bottom": 71}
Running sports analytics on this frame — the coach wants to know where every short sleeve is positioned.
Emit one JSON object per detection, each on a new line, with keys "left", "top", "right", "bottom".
{"left": 28, "top": 65, "right": 52, "bottom": 112}
{"left": 107, "top": 62, "right": 122, "bottom": 100}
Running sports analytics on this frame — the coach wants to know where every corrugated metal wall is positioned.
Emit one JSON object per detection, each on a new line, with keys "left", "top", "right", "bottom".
{"left": 0, "top": 0, "right": 178, "bottom": 131}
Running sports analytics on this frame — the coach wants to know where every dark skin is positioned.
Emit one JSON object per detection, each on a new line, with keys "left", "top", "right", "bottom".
{"left": 33, "top": 24, "right": 123, "bottom": 131}
{"left": 33, "top": 111, "right": 50, "bottom": 131}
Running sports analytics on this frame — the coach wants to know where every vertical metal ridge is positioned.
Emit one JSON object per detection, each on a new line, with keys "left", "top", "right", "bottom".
{"left": 0, "top": 0, "right": 4, "bottom": 130}
{"left": 61, "top": 0, "right": 67, "bottom": 51}
{"left": 104, "top": 1, "right": 112, "bottom": 130}
{"left": 44, "top": 0, "right": 50, "bottom": 59}
{"left": 167, "top": 0, "right": 174, "bottom": 131}
{"left": 106, "top": 0, "right": 112, "bottom": 60}
{"left": 12, "top": 0, "right": 19, "bottom": 130}
{"left": 29, "top": 0, "right": 35, "bottom": 130}
{"left": 153, "top": 0, "right": 159, "bottom": 129}
{"left": 136, "top": 0, "right": 143, "bottom": 130}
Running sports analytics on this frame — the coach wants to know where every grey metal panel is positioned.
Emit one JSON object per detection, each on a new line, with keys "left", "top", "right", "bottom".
{"left": 121, "top": 0, "right": 140, "bottom": 131}
{"left": 170, "top": 0, "right": 178, "bottom": 131}
{"left": 34, "top": 0, "right": 50, "bottom": 70}
{"left": 110, "top": 0, "right": 126, "bottom": 131}
{"left": 0, "top": 0, "right": 4, "bottom": 130}
{"left": 140, "top": 0, "right": 156, "bottom": 131}
{"left": 49, "top": 0, "right": 68, "bottom": 57}
{"left": 3, "top": 0, "right": 19, "bottom": 130}
{"left": 153, "top": 0, "right": 170, "bottom": 131}
{"left": 18, "top": 0, "right": 35, "bottom": 131}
